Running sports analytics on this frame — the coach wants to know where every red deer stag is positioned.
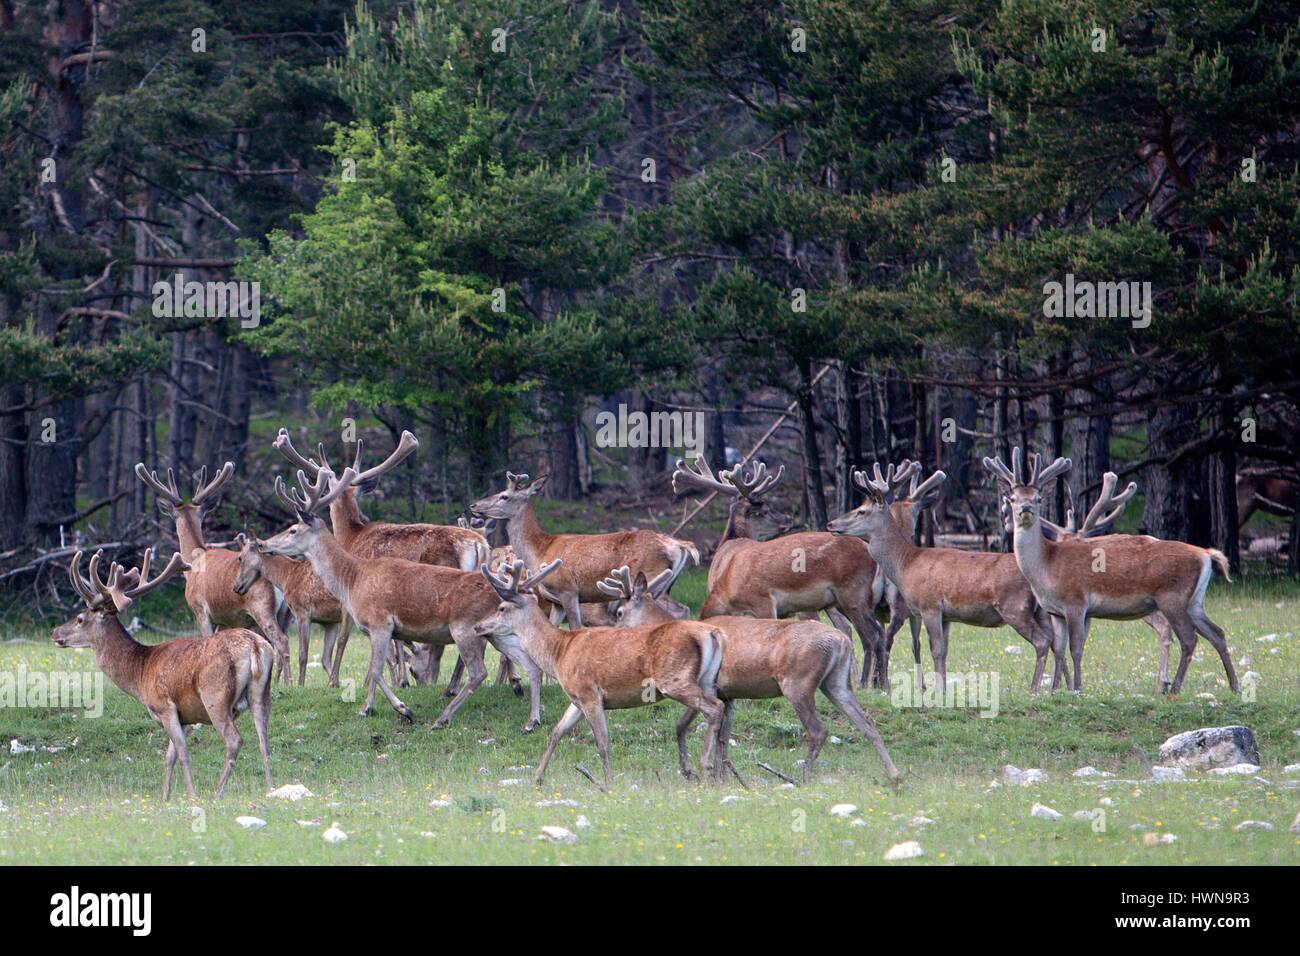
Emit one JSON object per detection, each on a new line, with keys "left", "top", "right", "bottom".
{"left": 52, "top": 549, "right": 273, "bottom": 799}
{"left": 828, "top": 462, "right": 1060, "bottom": 693}
{"left": 601, "top": 567, "right": 899, "bottom": 779}
{"left": 472, "top": 559, "right": 726, "bottom": 789}
{"left": 984, "top": 449, "right": 1238, "bottom": 693}
{"left": 258, "top": 465, "right": 544, "bottom": 730}
{"left": 468, "top": 471, "right": 699, "bottom": 629}
{"left": 135, "top": 461, "right": 292, "bottom": 684}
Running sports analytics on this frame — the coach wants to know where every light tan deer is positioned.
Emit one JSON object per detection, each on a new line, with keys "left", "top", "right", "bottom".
{"left": 472, "top": 559, "right": 726, "bottom": 789}
{"left": 52, "top": 549, "right": 273, "bottom": 800}
{"left": 275, "top": 428, "right": 488, "bottom": 687}
{"left": 258, "top": 465, "right": 544, "bottom": 730}
{"left": 983, "top": 449, "right": 1238, "bottom": 693}
{"left": 600, "top": 567, "right": 899, "bottom": 779}
{"left": 827, "top": 462, "right": 1060, "bottom": 694}
{"left": 135, "top": 461, "right": 292, "bottom": 684}
{"left": 468, "top": 471, "right": 699, "bottom": 629}
{"left": 672, "top": 457, "right": 893, "bottom": 688}
{"left": 232, "top": 533, "right": 351, "bottom": 687}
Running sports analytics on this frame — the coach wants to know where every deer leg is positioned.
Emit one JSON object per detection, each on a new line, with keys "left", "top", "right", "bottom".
{"left": 534, "top": 702, "right": 584, "bottom": 786}
{"left": 921, "top": 612, "right": 946, "bottom": 695}
{"left": 1067, "top": 613, "right": 1089, "bottom": 691}
{"left": 158, "top": 709, "right": 197, "bottom": 800}
{"left": 1003, "top": 605, "right": 1048, "bottom": 694}
{"left": 208, "top": 708, "right": 243, "bottom": 798}
{"left": 562, "top": 593, "right": 584, "bottom": 630}
{"left": 444, "top": 653, "right": 465, "bottom": 698}
{"left": 249, "top": 604, "right": 291, "bottom": 687}
{"left": 362, "top": 626, "right": 412, "bottom": 721}
{"left": 330, "top": 616, "right": 352, "bottom": 687}
{"left": 489, "top": 635, "right": 543, "bottom": 732}
{"left": 1148, "top": 613, "right": 1173, "bottom": 692}
{"left": 432, "top": 632, "right": 487, "bottom": 729}
{"left": 387, "top": 641, "right": 407, "bottom": 688}
{"left": 1047, "top": 614, "right": 1070, "bottom": 690}
{"left": 163, "top": 740, "right": 178, "bottom": 801}
{"left": 296, "top": 614, "right": 310, "bottom": 686}
{"left": 714, "top": 700, "right": 736, "bottom": 781}
{"left": 1160, "top": 608, "right": 1200, "bottom": 693}
{"left": 584, "top": 698, "right": 614, "bottom": 788}
{"left": 675, "top": 707, "right": 699, "bottom": 780}
{"left": 782, "top": 679, "right": 828, "bottom": 777}
{"left": 248, "top": 663, "right": 274, "bottom": 792}
{"left": 1189, "top": 608, "right": 1239, "bottom": 693}
{"left": 842, "top": 604, "right": 883, "bottom": 689}
{"left": 820, "top": 655, "right": 900, "bottom": 779}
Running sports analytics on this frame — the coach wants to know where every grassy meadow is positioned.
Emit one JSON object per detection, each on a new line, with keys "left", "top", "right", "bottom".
{"left": 1, "top": 566, "right": 1297, "bottom": 865}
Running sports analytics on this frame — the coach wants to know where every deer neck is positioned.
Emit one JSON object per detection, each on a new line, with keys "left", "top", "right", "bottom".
{"left": 1011, "top": 516, "right": 1054, "bottom": 593}
{"left": 173, "top": 510, "right": 205, "bottom": 560}
{"left": 507, "top": 503, "right": 554, "bottom": 567}
{"left": 865, "top": 511, "right": 918, "bottom": 586}
{"left": 91, "top": 622, "right": 150, "bottom": 704}
{"left": 516, "top": 608, "right": 570, "bottom": 678}
{"left": 258, "top": 553, "right": 300, "bottom": 590}
{"left": 329, "top": 490, "right": 366, "bottom": 547}
{"left": 302, "top": 531, "right": 362, "bottom": 611}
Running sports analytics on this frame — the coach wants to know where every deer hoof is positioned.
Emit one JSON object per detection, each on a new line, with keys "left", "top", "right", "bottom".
{"left": 511, "top": 680, "right": 524, "bottom": 698}
{"left": 521, "top": 720, "right": 539, "bottom": 734}
{"left": 400, "top": 707, "right": 415, "bottom": 724}
{"left": 431, "top": 716, "right": 450, "bottom": 730}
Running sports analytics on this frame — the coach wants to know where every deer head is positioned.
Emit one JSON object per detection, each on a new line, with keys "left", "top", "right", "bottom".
{"left": 596, "top": 564, "right": 679, "bottom": 626}
{"left": 134, "top": 461, "right": 235, "bottom": 524}
{"left": 232, "top": 532, "right": 269, "bottom": 595}
{"left": 983, "top": 448, "right": 1072, "bottom": 532}
{"left": 260, "top": 464, "right": 359, "bottom": 560}
{"left": 826, "top": 461, "right": 927, "bottom": 540}
{"left": 672, "top": 456, "right": 792, "bottom": 540}
{"left": 273, "top": 427, "right": 418, "bottom": 501}
{"left": 469, "top": 471, "right": 550, "bottom": 522}
{"left": 52, "top": 549, "right": 187, "bottom": 649}
{"left": 472, "top": 559, "right": 564, "bottom": 639}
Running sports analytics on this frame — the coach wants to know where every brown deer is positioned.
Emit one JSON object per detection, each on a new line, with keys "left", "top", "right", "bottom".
{"left": 467, "top": 471, "right": 699, "bottom": 629}
{"left": 827, "top": 462, "right": 1060, "bottom": 694}
{"left": 472, "top": 559, "right": 726, "bottom": 789}
{"left": 52, "top": 549, "right": 273, "bottom": 800}
{"left": 232, "top": 533, "right": 351, "bottom": 687}
{"left": 600, "top": 567, "right": 899, "bottom": 780}
{"left": 1236, "top": 467, "right": 1297, "bottom": 528}
{"left": 275, "top": 428, "right": 488, "bottom": 687}
{"left": 135, "top": 461, "right": 292, "bottom": 684}
{"left": 984, "top": 449, "right": 1238, "bottom": 693}
{"left": 672, "top": 457, "right": 892, "bottom": 688}
{"left": 258, "top": 465, "right": 544, "bottom": 730}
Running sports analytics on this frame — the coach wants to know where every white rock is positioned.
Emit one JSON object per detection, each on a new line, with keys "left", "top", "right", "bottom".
{"left": 1208, "top": 763, "right": 1261, "bottom": 776}
{"left": 829, "top": 803, "right": 858, "bottom": 818}
{"left": 534, "top": 799, "right": 579, "bottom": 807}
{"left": 267, "top": 783, "right": 314, "bottom": 801}
{"left": 429, "top": 799, "right": 453, "bottom": 808}
{"left": 1030, "top": 803, "right": 1061, "bottom": 820}
{"left": 235, "top": 815, "right": 267, "bottom": 829}
{"left": 1099, "top": 797, "right": 1115, "bottom": 807}
{"left": 9, "top": 739, "right": 35, "bottom": 756}
{"left": 295, "top": 819, "right": 319, "bottom": 827}
{"left": 1283, "top": 764, "right": 1300, "bottom": 775}
{"left": 909, "top": 815, "right": 934, "bottom": 827}
{"left": 1151, "top": 766, "right": 1186, "bottom": 782}
{"left": 1158, "top": 725, "right": 1259, "bottom": 770}
{"left": 829, "top": 736, "right": 842, "bottom": 745}
{"left": 1291, "top": 812, "right": 1300, "bottom": 834}
{"left": 883, "top": 841, "right": 924, "bottom": 861}
{"left": 720, "top": 795, "right": 745, "bottom": 804}
{"left": 322, "top": 823, "right": 347, "bottom": 844}
{"left": 1004, "top": 645, "right": 1023, "bottom": 655}
{"left": 0, "top": 800, "right": 7, "bottom": 812}
{"left": 539, "top": 825, "right": 576, "bottom": 844}
{"left": 1072, "top": 809, "right": 1101, "bottom": 820}
{"left": 1142, "top": 832, "right": 1177, "bottom": 845}
{"left": 1003, "top": 765, "right": 1047, "bottom": 786}
{"left": 1257, "top": 633, "right": 1278, "bottom": 642}
{"left": 849, "top": 819, "right": 868, "bottom": 828}
{"left": 575, "top": 815, "right": 591, "bottom": 829}
{"left": 497, "top": 778, "right": 523, "bottom": 786}
{"left": 1233, "top": 820, "right": 1275, "bottom": 831}
{"left": 1072, "top": 766, "right": 1113, "bottom": 778}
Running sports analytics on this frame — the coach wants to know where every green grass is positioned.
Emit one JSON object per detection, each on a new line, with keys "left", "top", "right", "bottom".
{"left": 1, "top": 570, "right": 1297, "bottom": 865}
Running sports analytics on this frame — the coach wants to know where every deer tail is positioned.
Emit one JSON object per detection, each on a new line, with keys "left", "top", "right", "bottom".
{"left": 1207, "top": 548, "right": 1232, "bottom": 584}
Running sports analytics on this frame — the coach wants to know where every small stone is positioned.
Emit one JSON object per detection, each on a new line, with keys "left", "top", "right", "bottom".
{"left": 1290, "top": 812, "right": 1300, "bottom": 834}
{"left": 909, "top": 815, "right": 934, "bottom": 827}
{"left": 429, "top": 799, "right": 453, "bottom": 808}
{"left": 1072, "top": 809, "right": 1101, "bottom": 820}
{"left": 1257, "top": 633, "right": 1278, "bottom": 642}
{"left": 829, "top": 803, "right": 858, "bottom": 818}
{"left": 1208, "top": 763, "right": 1261, "bottom": 776}
{"left": 1003, "top": 765, "right": 1047, "bottom": 786}
{"left": 539, "top": 825, "right": 576, "bottom": 844}
{"left": 1143, "top": 832, "right": 1177, "bottom": 845}
{"left": 1150, "top": 766, "right": 1186, "bottom": 782}
{"left": 535, "top": 799, "right": 579, "bottom": 807}
{"left": 9, "top": 739, "right": 35, "bottom": 756}
{"left": 1099, "top": 798, "right": 1115, "bottom": 807}
{"left": 1072, "top": 766, "right": 1113, "bottom": 778}
{"left": 1030, "top": 803, "right": 1061, "bottom": 820}
{"left": 720, "top": 795, "right": 745, "bottom": 804}
{"left": 575, "top": 815, "right": 591, "bottom": 829}
{"left": 1282, "top": 763, "right": 1300, "bottom": 775}
{"left": 497, "top": 778, "right": 523, "bottom": 786}
{"left": 267, "top": 783, "right": 314, "bottom": 801}
{"left": 883, "top": 841, "right": 924, "bottom": 861}
{"left": 322, "top": 822, "right": 347, "bottom": 844}
{"left": 1157, "top": 725, "right": 1259, "bottom": 770}
{"left": 829, "top": 736, "right": 842, "bottom": 745}
{"left": 1233, "top": 820, "right": 1275, "bottom": 831}
{"left": 849, "top": 819, "right": 868, "bottom": 828}
{"left": 295, "top": 819, "right": 319, "bottom": 827}
{"left": 1004, "top": 645, "right": 1023, "bottom": 655}
{"left": 236, "top": 815, "right": 267, "bottom": 829}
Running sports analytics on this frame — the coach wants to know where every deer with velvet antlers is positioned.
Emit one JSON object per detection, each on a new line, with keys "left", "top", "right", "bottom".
{"left": 983, "top": 449, "right": 1238, "bottom": 693}
{"left": 599, "top": 567, "right": 899, "bottom": 779}
{"left": 473, "top": 559, "right": 726, "bottom": 789}
{"left": 827, "top": 461, "right": 1062, "bottom": 693}
{"left": 258, "top": 463, "right": 544, "bottom": 729}
{"left": 135, "top": 460, "right": 292, "bottom": 684}
{"left": 468, "top": 471, "right": 699, "bottom": 629}
{"left": 52, "top": 549, "right": 274, "bottom": 800}
{"left": 673, "top": 456, "right": 897, "bottom": 688}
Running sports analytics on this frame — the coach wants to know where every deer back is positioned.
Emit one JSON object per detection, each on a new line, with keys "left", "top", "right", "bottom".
{"left": 703, "top": 531, "right": 873, "bottom": 617}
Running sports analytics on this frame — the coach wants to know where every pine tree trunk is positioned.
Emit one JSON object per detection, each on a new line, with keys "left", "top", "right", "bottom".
{"left": 796, "top": 359, "right": 828, "bottom": 529}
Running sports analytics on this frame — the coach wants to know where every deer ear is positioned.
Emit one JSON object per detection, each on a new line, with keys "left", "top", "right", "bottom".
{"left": 527, "top": 474, "right": 549, "bottom": 495}
{"left": 633, "top": 572, "right": 648, "bottom": 595}
{"left": 234, "top": 532, "right": 248, "bottom": 547}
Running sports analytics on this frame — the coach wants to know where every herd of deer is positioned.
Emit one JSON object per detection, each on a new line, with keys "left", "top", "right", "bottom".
{"left": 49, "top": 428, "right": 1239, "bottom": 800}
